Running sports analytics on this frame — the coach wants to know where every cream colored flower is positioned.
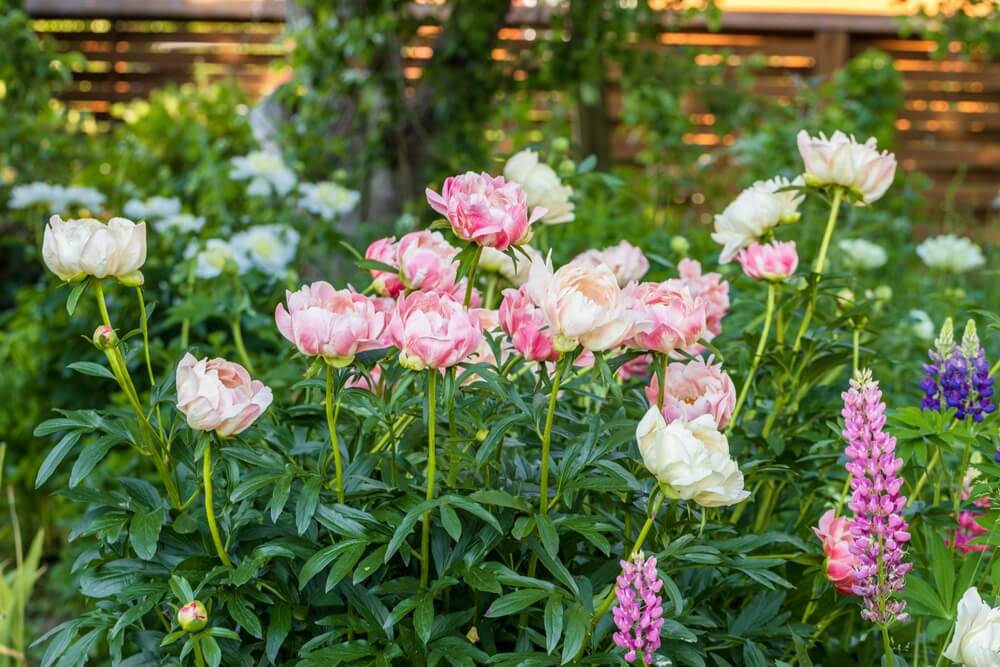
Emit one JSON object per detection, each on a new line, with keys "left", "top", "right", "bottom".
{"left": 503, "top": 149, "right": 575, "bottom": 224}
{"left": 916, "top": 234, "right": 986, "bottom": 273}
{"left": 42, "top": 215, "right": 146, "bottom": 285}
{"left": 711, "top": 176, "right": 803, "bottom": 263}
{"left": 636, "top": 409, "right": 749, "bottom": 507}
{"left": 797, "top": 130, "right": 896, "bottom": 204}
{"left": 838, "top": 238, "right": 887, "bottom": 270}
{"left": 943, "top": 587, "right": 1000, "bottom": 667}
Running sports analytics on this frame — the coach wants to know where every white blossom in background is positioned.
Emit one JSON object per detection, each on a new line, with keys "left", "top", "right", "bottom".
{"left": 838, "top": 238, "right": 887, "bottom": 270}
{"left": 503, "top": 148, "right": 575, "bottom": 224}
{"left": 230, "top": 151, "right": 296, "bottom": 197}
{"left": 123, "top": 196, "right": 182, "bottom": 221}
{"left": 231, "top": 224, "right": 300, "bottom": 276}
{"left": 188, "top": 239, "right": 250, "bottom": 279}
{"left": 711, "top": 175, "right": 803, "bottom": 263}
{"left": 916, "top": 234, "right": 986, "bottom": 273}
{"left": 908, "top": 309, "right": 935, "bottom": 342}
{"left": 298, "top": 181, "right": 360, "bottom": 221}
{"left": 9, "top": 182, "right": 105, "bottom": 214}
{"left": 479, "top": 244, "right": 543, "bottom": 287}
{"left": 159, "top": 213, "right": 206, "bottom": 235}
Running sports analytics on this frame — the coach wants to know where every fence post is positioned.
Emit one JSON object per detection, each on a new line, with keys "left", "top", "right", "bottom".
{"left": 815, "top": 29, "right": 849, "bottom": 77}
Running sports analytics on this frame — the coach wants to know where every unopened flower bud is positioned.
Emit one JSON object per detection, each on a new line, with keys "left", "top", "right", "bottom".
{"left": 670, "top": 236, "right": 690, "bottom": 256}
{"left": 92, "top": 325, "right": 118, "bottom": 350}
{"left": 475, "top": 428, "right": 488, "bottom": 443}
{"left": 551, "top": 137, "right": 570, "bottom": 153}
{"left": 557, "top": 159, "right": 575, "bottom": 176}
{"left": 177, "top": 600, "right": 208, "bottom": 633}
{"left": 835, "top": 289, "right": 855, "bottom": 312}
{"left": 873, "top": 285, "right": 892, "bottom": 302}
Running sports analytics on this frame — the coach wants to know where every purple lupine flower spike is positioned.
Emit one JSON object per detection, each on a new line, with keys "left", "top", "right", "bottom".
{"left": 920, "top": 319, "right": 995, "bottom": 422}
{"left": 612, "top": 552, "right": 665, "bottom": 664}
{"left": 843, "top": 369, "right": 912, "bottom": 625}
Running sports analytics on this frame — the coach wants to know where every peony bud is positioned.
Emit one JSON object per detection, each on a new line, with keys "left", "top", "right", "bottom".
{"left": 736, "top": 241, "right": 799, "bottom": 282}
{"left": 92, "top": 325, "right": 118, "bottom": 350}
{"left": 670, "top": 235, "right": 690, "bottom": 256}
{"left": 177, "top": 600, "right": 208, "bottom": 633}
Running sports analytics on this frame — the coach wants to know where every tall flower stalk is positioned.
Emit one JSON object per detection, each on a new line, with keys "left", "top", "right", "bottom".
{"left": 842, "top": 369, "right": 911, "bottom": 663}
{"left": 419, "top": 370, "right": 438, "bottom": 589}
{"left": 612, "top": 553, "right": 665, "bottom": 665}
{"left": 204, "top": 435, "right": 232, "bottom": 567}
{"left": 325, "top": 363, "right": 345, "bottom": 503}
{"left": 792, "top": 187, "right": 843, "bottom": 352}
{"left": 539, "top": 356, "right": 566, "bottom": 515}
{"left": 727, "top": 282, "right": 776, "bottom": 432}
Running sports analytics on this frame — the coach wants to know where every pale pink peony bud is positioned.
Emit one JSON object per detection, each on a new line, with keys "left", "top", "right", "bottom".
{"left": 275, "top": 281, "right": 388, "bottom": 366}
{"left": 426, "top": 172, "right": 544, "bottom": 250}
{"left": 397, "top": 230, "right": 461, "bottom": 293}
{"left": 498, "top": 286, "right": 559, "bottom": 363}
{"left": 387, "top": 291, "right": 482, "bottom": 371}
{"left": 574, "top": 240, "right": 650, "bottom": 287}
{"left": 736, "top": 241, "right": 799, "bottom": 281}
{"left": 645, "top": 357, "right": 735, "bottom": 428}
{"left": 365, "top": 237, "right": 404, "bottom": 297}
{"left": 92, "top": 325, "right": 118, "bottom": 350}
{"left": 175, "top": 353, "right": 273, "bottom": 437}
{"left": 624, "top": 282, "right": 707, "bottom": 355}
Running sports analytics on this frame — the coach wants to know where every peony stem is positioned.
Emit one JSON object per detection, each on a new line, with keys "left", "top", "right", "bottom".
{"left": 203, "top": 437, "right": 232, "bottom": 567}
{"left": 656, "top": 353, "right": 667, "bottom": 411}
{"left": 420, "top": 370, "right": 438, "bottom": 589}
{"left": 136, "top": 287, "right": 156, "bottom": 386}
{"left": 230, "top": 317, "right": 255, "bottom": 375}
{"left": 727, "top": 282, "right": 776, "bottom": 434}
{"left": 192, "top": 636, "right": 206, "bottom": 667}
{"left": 179, "top": 256, "right": 196, "bottom": 350}
{"left": 792, "top": 187, "right": 844, "bottom": 353}
{"left": 464, "top": 246, "right": 483, "bottom": 308}
{"left": 539, "top": 358, "right": 565, "bottom": 515}
{"left": 325, "top": 364, "right": 345, "bottom": 504}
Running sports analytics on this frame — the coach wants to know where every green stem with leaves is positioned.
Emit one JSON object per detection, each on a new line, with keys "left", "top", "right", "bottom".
{"left": 204, "top": 436, "right": 232, "bottom": 567}
{"left": 727, "top": 282, "right": 776, "bottom": 433}
{"left": 464, "top": 246, "right": 483, "bottom": 308}
{"left": 793, "top": 187, "right": 844, "bottom": 353}
{"left": 192, "top": 636, "right": 207, "bottom": 667}
{"left": 230, "top": 316, "right": 255, "bottom": 375}
{"left": 420, "top": 370, "right": 438, "bottom": 589}
{"left": 325, "top": 364, "right": 345, "bottom": 503}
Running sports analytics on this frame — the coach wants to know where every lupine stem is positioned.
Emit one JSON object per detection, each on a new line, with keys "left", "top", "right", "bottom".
{"left": 727, "top": 282, "right": 776, "bottom": 433}
{"left": 539, "top": 358, "right": 565, "bottom": 515}
{"left": 420, "top": 370, "right": 438, "bottom": 589}
{"left": 882, "top": 624, "right": 895, "bottom": 667}
{"left": 793, "top": 187, "right": 844, "bottom": 353}
{"left": 464, "top": 246, "right": 483, "bottom": 308}
{"left": 203, "top": 437, "right": 232, "bottom": 567}
{"left": 325, "top": 364, "right": 345, "bottom": 503}
{"left": 852, "top": 328, "right": 861, "bottom": 373}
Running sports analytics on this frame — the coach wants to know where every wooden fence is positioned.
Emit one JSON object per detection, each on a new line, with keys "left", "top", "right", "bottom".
{"left": 25, "top": 1, "right": 1000, "bottom": 217}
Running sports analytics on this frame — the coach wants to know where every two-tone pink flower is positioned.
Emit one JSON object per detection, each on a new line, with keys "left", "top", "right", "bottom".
{"left": 736, "top": 241, "right": 799, "bottom": 282}
{"left": 624, "top": 282, "right": 707, "bottom": 355}
{"left": 176, "top": 354, "right": 273, "bottom": 437}
{"left": 426, "top": 171, "right": 544, "bottom": 251}
{"left": 388, "top": 291, "right": 482, "bottom": 371}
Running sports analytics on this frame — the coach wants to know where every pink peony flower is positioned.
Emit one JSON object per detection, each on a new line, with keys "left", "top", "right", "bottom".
{"left": 736, "top": 241, "right": 799, "bottom": 281}
{"left": 813, "top": 510, "right": 858, "bottom": 595}
{"left": 345, "top": 364, "right": 383, "bottom": 394}
{"left": 618, "top": 354, "right": 652, "bottom": 381}
{"left": 176, "top": 353, "right": 272, "bottom": 437}
{"left": 644, "top": 357, "right": 735, "bottom": 428}
{"left": 396, "top": 229, "right": 461, "bottom": 293}
{"left": 498, "top": 286, "right": 559, "bottom": 362}
{"left": 524, "top": 254, "right": 633, "bottom": 352}
{"left": 426, "top": 172, "right": 543, "bottom": 250}
{"left": 676, "top": 259, "right": 729, "bottom": 339}
{"left": 275, "top": 281, "right": 388, "bottom": 366}
{"left": 388, "top": 291, "right": 483, "bottom": 370}
{"left": 365, "top": 236, "right": 404, "bottom": 297}
{"left": 574, "top": 240, "right": 650, "bottom": 287}
{"left": 624, "top": 282, "right": 707, "bottom": 355}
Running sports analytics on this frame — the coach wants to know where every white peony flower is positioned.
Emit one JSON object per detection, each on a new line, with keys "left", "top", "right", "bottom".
{"left": 229, "top": 151, "right": 296, "bottom": 197}
{"left": 503, "top": 148, "right": 575, "bottom": 225}
{"left": 231, "top": 224, "right": 299, "bottom": 276}
{"left": 916, "top": 234, "right": 986, "bottom": 273}
{"left": 9, "top": 182, "right": 56, "bottom": 209}
{"left": 189, "top": 238, "right": 249, "bottom": 279}
{"left": 159, "top": 213, "right": 206, "bottom": 235}
{"left": 479, "top": 245, "right": 542, "bottom": 287}
{"left": 797, "top": 130, "right": 897, "bottom": 204}
{"left": 42, "top": 215, "right": 146, "bottom": 284}
{"left": 711, "top": 176, "right": 803, "bottom": 264}
{"left": 635, "top": 408, "right": 749, "bottom": 507}
{"left": 943, "top": 587, "right": 1000, "bottom": 667}
{"left": 59, "top": 186, "right": 106, "bottom": 213}
{"left": 123, "top": 196, "right": 182, "bottom": 221}
{"left": 908, "top": 309, "right": 935, "bottom": 342}
{"left": 298, "top": 181, "right": 360, "bottom": 221}
{"left": 838, "top": 238, "right": 887, "bottom": 270}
